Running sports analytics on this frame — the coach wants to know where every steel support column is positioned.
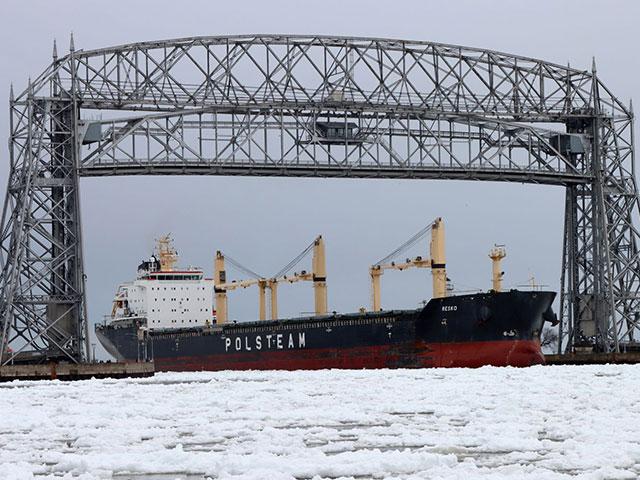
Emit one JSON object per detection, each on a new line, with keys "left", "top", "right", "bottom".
{"left": 0, "top": 87, "right": 88, "bottom": 364}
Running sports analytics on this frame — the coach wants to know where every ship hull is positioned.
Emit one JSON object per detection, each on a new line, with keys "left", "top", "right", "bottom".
{"left": 96, "top": 290, "right": 555, "bottom": 370}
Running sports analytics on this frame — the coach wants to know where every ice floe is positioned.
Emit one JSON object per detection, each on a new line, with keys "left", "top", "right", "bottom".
{"left": 1, "top": 365, "right": 639, "bottom": 479}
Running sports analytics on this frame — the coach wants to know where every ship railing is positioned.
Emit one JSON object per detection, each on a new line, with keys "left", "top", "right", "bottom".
{"left": 100, "top": 314, "right": 147, "bottom": 326}
{"left": 447, "top": 289, "right": 484, "bottom": 295}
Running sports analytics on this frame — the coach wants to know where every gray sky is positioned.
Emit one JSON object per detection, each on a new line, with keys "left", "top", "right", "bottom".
{"left": 1, "top": 0, "right": 638, "bottom": 359}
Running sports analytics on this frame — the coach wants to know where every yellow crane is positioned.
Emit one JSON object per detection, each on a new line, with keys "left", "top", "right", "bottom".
{"left": 266, "top": 235, "right": 327, "bottom": 320}
{"left": 213, "top": 251, "right": 267, "bottom": 324}
{"left": 213, "top": 236, "right": 328, "bottom": 323}
{"left": 370, "top": 217, "right": 447, "bottom": 311}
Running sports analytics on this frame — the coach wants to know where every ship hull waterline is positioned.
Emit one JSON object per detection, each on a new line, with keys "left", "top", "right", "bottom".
{"left": 96, "top": 290, "right": 556, "bottom": 371}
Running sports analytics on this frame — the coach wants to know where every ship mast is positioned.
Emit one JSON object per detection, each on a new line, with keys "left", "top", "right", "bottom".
{"left": 156, "top": 234, "right": 178, "bottom": 271}
{"left": 489, "top": 245, "right": 507, "bottom": 292}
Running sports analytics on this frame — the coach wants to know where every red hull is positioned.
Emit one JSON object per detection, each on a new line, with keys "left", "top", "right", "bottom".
{"left": 431, "top": 339, "right": 545, "bottom": 368}
{"left": 153, "top": 339, "right": 545, "bottom": 371}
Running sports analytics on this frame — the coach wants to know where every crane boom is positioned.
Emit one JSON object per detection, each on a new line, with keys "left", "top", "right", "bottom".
{"left": 370, "top": 217, "right": 446, "bottom": 311}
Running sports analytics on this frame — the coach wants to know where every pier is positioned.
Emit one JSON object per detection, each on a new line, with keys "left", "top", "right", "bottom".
{"left": 545, "top": 352, "right": 640, "bottom": 366}
{"left": 0, "top": 362, "right": 154, "bottom": 382}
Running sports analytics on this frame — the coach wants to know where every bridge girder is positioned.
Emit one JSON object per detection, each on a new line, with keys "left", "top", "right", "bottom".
{"left": 76, "top": 107, "right": 587, "bottom": 184}
{"left": 0, "top": 35, "right": 638, "bottom": 363}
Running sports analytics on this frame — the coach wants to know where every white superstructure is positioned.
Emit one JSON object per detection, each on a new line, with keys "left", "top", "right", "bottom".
{"left": 111, "top": 235, "right": 214, "bottom": 329}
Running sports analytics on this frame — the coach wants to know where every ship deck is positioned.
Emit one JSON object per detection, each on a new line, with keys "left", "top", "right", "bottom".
{"left": 146, "top": 308, "right": 421, "bottom": 336}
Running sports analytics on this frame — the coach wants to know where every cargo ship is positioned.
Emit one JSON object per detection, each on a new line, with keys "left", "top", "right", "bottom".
{"left": 96, "top": 221, "right": 557, "bottom": 370}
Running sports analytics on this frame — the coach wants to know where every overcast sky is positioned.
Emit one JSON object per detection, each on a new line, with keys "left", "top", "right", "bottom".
{"left": 1, "top": 0, "right": 638, "bottom": 359}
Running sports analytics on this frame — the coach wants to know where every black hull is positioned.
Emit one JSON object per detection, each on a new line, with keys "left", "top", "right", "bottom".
{"left": 96, "top": 290, "right": 555, "bottom": 370}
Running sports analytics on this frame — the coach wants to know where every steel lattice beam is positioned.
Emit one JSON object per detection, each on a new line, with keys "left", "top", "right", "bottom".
{"left": 0, "top": 35, "right": 638, "bottom": 363}
{"left": 77, "top": 109, "right": 586, "bottom": 184}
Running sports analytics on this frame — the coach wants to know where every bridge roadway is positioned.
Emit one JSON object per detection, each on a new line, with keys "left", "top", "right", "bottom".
{"left": 78, "top": 162, "right": 590, "bottom": 185}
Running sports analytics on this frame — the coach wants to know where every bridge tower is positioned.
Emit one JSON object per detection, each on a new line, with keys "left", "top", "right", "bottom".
{"left": 0, "top": 38, "right": 89, "bottom": 363}
{"left": 560, "top": 61, "right": 640, "bottom": 353}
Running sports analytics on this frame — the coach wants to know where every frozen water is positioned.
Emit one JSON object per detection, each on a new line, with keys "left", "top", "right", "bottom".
{"left": 1, "top": 365, "right": 639, "bottom": 479}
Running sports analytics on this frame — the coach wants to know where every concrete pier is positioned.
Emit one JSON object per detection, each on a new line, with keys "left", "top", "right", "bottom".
{"left": 0, "top": 362, "right": 155, "bottom": 382}
{"left": 545, "top": 352, "right": 640, "bottom": 366}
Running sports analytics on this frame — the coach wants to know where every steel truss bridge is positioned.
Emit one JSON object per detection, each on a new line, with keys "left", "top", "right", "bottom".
{"left": 0, "top": 35, "right": 638, "bottom": 364}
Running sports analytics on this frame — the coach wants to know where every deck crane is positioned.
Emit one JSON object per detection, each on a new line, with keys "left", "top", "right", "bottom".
{"left": 370, "top": 217, "right": 447, "bottom": 311}
{"left": 213, "top": 251, "right": 267, "bottom": 324}
{"left": 213, "top": 236, "right": 328, "bottom": 323}
{"left": 266, "top": 235, "right": 328, "bottom": 320}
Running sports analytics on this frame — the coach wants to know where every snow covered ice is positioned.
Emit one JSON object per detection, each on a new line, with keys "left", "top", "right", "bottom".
{"left": 1, "top": 365, "right": 639, "bottom": 479}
